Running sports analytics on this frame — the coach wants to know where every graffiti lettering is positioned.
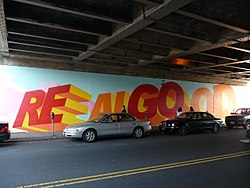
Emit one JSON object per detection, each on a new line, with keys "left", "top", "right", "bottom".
{"left": 158, "top": 82, "right": 184, "bottom": 118}
{"left": 13, "top": 83, "right": 236, "bottom": 132}
{"left": 14, "top": 90, "right": 46, "bottom": 127}
{"left": 14, "top": 84, "right": 92, "bottom": 131}
{"left": 128, "top": 84, "right": 159, "bottom": 119}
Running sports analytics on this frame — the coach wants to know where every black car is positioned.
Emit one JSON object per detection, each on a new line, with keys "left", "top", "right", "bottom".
{"left": 159, "top": 112, "right": 224, "bottom": 135}
{"left": 225, "top": 108, "right": 250, "bottom": 129}
{"left": 0, "top": 122, "right": 11, "bottom": 142}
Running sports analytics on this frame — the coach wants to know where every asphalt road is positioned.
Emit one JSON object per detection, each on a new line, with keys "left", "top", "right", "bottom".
{"left": 1, "top": 128, "right": 249, "bottom": 188}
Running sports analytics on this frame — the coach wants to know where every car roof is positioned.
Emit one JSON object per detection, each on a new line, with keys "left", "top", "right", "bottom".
{"left": 101, "top": 112, "right": 134, "bottom": 116}
{"left": 183, "top": 111, "right": 211, "bottom": 114}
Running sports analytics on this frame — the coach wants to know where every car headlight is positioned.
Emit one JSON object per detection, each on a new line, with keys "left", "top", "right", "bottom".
{"left": 67, "top": 128, "right": 80, "bottom": 132}
{"left": 171, "top": 123, "right": 175, "bottom": 127}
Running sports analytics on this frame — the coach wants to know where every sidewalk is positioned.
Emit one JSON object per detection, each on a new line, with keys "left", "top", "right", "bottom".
{"left": 8, "top": 132, "right": 65, "bottom": 142}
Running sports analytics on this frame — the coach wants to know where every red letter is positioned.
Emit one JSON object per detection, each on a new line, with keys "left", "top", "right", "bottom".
{"left": 39, "top": 85, "right": 70, "bottom": 124}
{"left": 13, "top": 90, "right": 46, "bottom": 128}
{"left": 128, "top": 84, "right": 159, "bottom": 119}
{"left": 158, "top": 82, "right": 184, "bottom": 118}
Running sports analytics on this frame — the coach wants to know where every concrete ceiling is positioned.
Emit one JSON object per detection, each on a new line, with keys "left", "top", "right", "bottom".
{"left": 1, "top": 0, "right": 250, "bottom": 86}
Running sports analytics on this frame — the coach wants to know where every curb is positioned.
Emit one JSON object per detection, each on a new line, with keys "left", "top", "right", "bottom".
{"left": 7, "top": 132, "right": 65, "bottom": 142}
{"left": 8, "top": 136, "right": 65, "bottom": 143}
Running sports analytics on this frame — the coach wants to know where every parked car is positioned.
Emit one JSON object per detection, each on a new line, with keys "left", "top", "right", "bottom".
{"left": 159, "top": 112, "right": 224, "bottom": 136}
{"left": 63, "top": 113, "right": 152, "bottom": 142}
{"left": 0, "top": 122, "right": 11, "bottom": 142}
{"left": 225, "top": 108, "right": 250, "bottom": 129}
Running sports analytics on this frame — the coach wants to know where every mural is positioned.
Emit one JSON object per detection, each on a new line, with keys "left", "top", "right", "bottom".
{"left": 0, "top": 65, "right": 247, "bottom": 132}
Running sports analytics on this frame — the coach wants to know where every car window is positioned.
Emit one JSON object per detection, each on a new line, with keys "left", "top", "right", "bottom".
{"left": 191, "top": 113, "right": 203, "bottom": 120}
{"left": 89, "top": 114, "right": 107, "bottom": 123}
{"left": 197, "top": 113, "right": 203, "bottom": 120}
{"left": 178, "top": 113, "right": 195, "bottom": 119}
{"left": 235, "top": 108, "right": 250, "bottom": 114}
{"left": 118, "top": 114, "right": 135, "bottom": 122}
{"left": 203, "top": 113, "right": 213, "bottom": 119}
{"left": 102, "top": 115, "right": 118, "bottom": 123}
{"left": 178, "top": 113, "right": 187, "bottom": 119}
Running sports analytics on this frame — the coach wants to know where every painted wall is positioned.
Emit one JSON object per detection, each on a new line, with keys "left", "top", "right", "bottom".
{"left": 0, "top": 65, "right": 249, "bottom": 132}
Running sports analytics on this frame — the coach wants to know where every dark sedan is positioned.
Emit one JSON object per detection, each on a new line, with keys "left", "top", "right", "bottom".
{"left": 159, "top": 112, "right": 225, "bottom": 135}
{"left": 0, "top": 122, "right": 10, "bottom": 142}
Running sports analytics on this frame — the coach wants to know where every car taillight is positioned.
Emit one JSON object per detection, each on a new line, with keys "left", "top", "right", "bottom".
{"left": 0, "top": 125, "right": 8, "bottom": 133}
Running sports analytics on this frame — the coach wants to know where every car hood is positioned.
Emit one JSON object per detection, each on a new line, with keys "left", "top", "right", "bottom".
{"left": 226, "top": 114, "right": 245, "bottom": 118}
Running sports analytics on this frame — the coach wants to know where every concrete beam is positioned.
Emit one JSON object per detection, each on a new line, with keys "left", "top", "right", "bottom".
{"left": 0, "top": 0, "right": 9, "bottom": 54}
{"left": 133, "top": 0, "right": 162, "bottom": 6}
{"left": 8, "top": 41, "right": 82, "bottom": 53}
{"left": 9, "top": 48, "right": 76, "bottom": 58}
{"left": 145, "top": 27, "right": 209, "bottom": 43}
{"left": 159, "top": 33, "right": 250, "bottom": 61}
{"left": 176, "top": 10, "right": 249, "bottom": 34}
{"left": 76, "top": 0, "right": 195, "bottom": 61}
{"left": 12, "top": 0, "right": 129, "bottom": 25}
{"left": 1, "top": 56, "right": 246, "bottom": 86}
{"left": 8, "top": 31, "right": 94, "bottom": 46}
{"left": 6, "top": 17, "right": 108, "bottom": 37}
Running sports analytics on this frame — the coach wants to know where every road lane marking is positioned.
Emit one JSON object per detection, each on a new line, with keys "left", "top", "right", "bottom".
{"left": 17, "top": 150, "right": 250, "bottom": 188}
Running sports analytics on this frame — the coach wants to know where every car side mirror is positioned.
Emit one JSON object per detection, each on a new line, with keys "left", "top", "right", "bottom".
{"left": 102, "top": 119, "right": 108, "bottom": 123}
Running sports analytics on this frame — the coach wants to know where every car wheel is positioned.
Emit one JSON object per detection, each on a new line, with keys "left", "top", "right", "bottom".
{"left": 178, "top": 126, "right": 188, "bottom": 136}
{"left": 212, "top": 124, "right": 219, "bottom": 133}
{"left": 133, "top": 127, "right": 144, "bottom": 138}
{"left": 82, "top": 129, "right": 97, "bottom": 142}
{"left": 244, "top": 120, "right": 250, "bottom": 129}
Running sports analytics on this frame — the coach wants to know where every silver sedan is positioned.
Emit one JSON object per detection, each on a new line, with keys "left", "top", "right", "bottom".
{"left": 63, "top": 113, "right": 152, "bottom": 142}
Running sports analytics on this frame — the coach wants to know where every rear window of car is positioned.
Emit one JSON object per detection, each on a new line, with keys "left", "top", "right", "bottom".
{"left": 203, "top": 113, "right": 214, "bottom": 119}
{"left": 118, "top": 114, "right": 135, "bottom": 122}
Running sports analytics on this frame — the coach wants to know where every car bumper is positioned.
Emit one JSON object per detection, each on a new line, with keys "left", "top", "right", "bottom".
{"left": 63, "top": 131, "right": 82, "bottom": 138}
{"left": 144, "top": 125, "right": 152, "bottom": 133}
{"left": 0, "top": 133, "right": 11, "bottom": 141}
{"left": 220, "top": 123, "right": 226, "bottom": 128}
{"left": 226, "top": 120, "right": 244, "bottom": 126}
{"left": 160, "top": 126, "right": 178, "bottom": 133}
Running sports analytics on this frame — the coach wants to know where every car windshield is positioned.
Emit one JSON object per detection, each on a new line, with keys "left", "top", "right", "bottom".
{"left": 235, "top": 108, "right": 250, "bottom": 114}
{"left": 88, "top": 114, "right": 107, "bottom": 123}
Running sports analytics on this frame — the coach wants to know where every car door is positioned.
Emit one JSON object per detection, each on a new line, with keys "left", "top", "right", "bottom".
{"left": 98, "top": 114, "right": 120, "bottom": 136}
{"left": 202, "top": 112, "right": 215, "bottom": 130}
{"left": 188, "top": 113, "right": 204, "bottom": 131}
{"left": 118, "top": 114, "right": 136, "bottom": 135}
